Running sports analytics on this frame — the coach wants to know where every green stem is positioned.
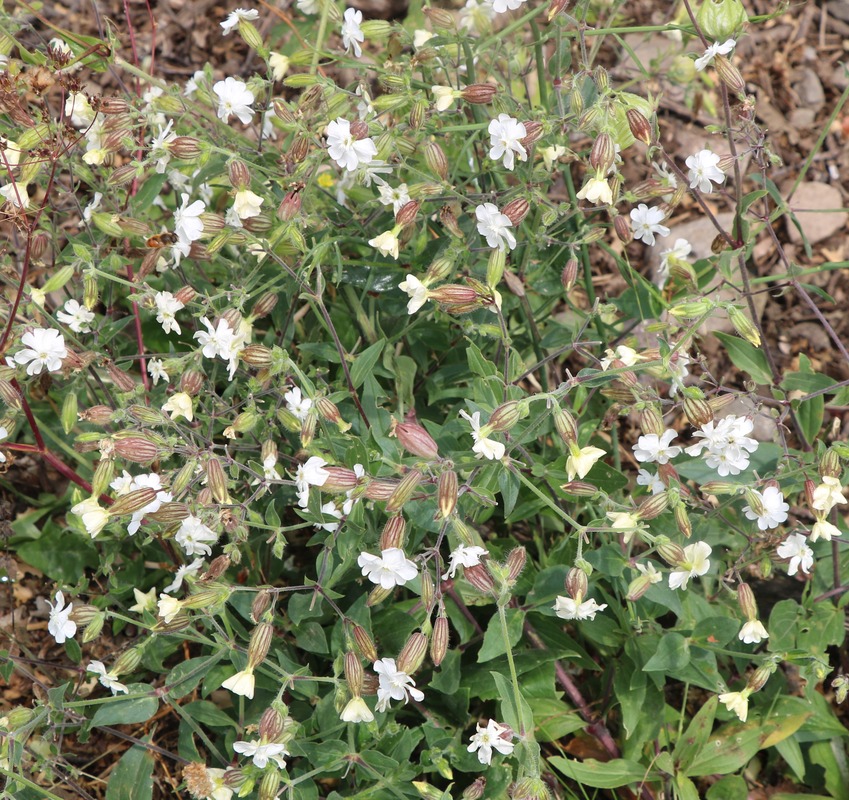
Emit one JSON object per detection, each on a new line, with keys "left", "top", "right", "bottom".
{"left": 514, "top": 467, "right": 580, "bottom": 528}
{"left": 497, "top": 603, "right": 530, "bottom": 744}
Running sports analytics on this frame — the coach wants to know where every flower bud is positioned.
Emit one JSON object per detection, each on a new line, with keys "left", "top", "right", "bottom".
{"left": 240, "top": 344, "right": 273, "bottom": 368}
{"left": 423, "top": 6, "right": 455, "bottom": 30}
{"left": 409, "top": 98, "right": 426, "bottom": 130}
{"left": 82, "top": 612, "right": 105, "bottom": 643}
{"left": 395, "top": 422, "right": 439, "bottom": 459}
{"left": 110, "top": 486, "right": 158, "bottom": 516}
{"left": 375, "top": 515, "right": 405, "bottom": 552}
{"left": 183, "top": 584, "right": 231, "bottom": 613}
{"left": 289, "top": 134, "right": 310, "bottom": 163}
{"left": 367, "top": 584, "right": 393, "bottom": 606}
{"left": 345, "top": 650, "right": 364, "bottom": 696}
{"left": 258, "top": 769, "right": 280, "bottom": 800}
{"left": 669, "top": 299, "right": 714, "bottom": 319}
{"left": 626, "top": 108, "right": 653, "bottom": 145}
{"left": 353, "top": 624, "right": 378, "bottom": 663}
{"left": 561, "top": 258, "right": 579, "bottom": 292}
{"left": 385, "top": 469, "right": 423, "bottom": 513}
{"left": 148, "top": 502, "right": 190, "bottom": 524}
{"left": 396, "top": 200, "right": 420, "bottom": 227}
{"left": 737, "top": 582, "right": 758, "bottom": 620}
{"left": 106, "top": 362, "right": 136, "bottom": 393}
{"left": 559, "top": 480, "right": 597, "bottom": 497}
{"left": 397, "top": 631, "right": 428, "bottom": 674}
{"left": 626, "top": 574, "right": 654, "bottom": 601}
{"left": 464, "top": 563, "right": 495, "bottom": 594}
{"left": 423, "top": 616, "right": 447, "bottom": 669}
{"left": 683, "top": 394, "right": 713, "bottom": 427}
{"left": 464, "top": 778, "right": 487, "bottom": 800}
{"left": 364, "top": 478, "right": 399, "bottom": 501}
{"left": 714, "top": 54, "right": 745, "bottom": 94}
{"left": 251, "top": 590, "right": 272, "bottom": 623}
{"left": 506, "top": 547, "right": 527, "bottom": 581}
{"left": 502, "top": 197, "right": 530, "bottom": 226}
{"left": 168, "top": 136, "right": 203, "bottom": 159}
{"left": 459, "top": 83, "right": 496, "bottom": 104}
{"left": 674, "top": 504, "right": 692, "bottom": 538}
{"left": 423, "top": 141, "right": 449, "bottom": 181}
{"left": 553, "top": 406, "right": 577, "bottom": 445}
{"left": 727, "top": 304, "right": 761, "bottom": 346}
{"left": 699, "top": 481, "right": 739, "bottom": 496}
{"left": 113, "top": 435, "right": 159, "bottom": 464}
{"left": 520, "top": 121, "right": 543, "bottom": 147}
{"left": 638, "top": 405, "right": 664, "bottom": 437}
{"left": 113, "top": 646, "right": 143, "bottom": 676}
{"left": 228, "top": 160, "right": 250, "bottom": 190}
{"left": 637, "top": 491, "right": 668, "bottom": 520}
{"left": 206, "top": 457, "right": 230, "bottom": 504}
{"left": 0, "top": 379, "right": 21, "bottom": 409}
{"left": 746, "top": 663, "right": 775, "bottom": 693}
{"left": 70, "top": 604, "right": 100, "bottom": 625}
{"left": 656, "top": 540, "right": 685, "bottom": 566}
{"left": 610, "top": 214, "right": 628, "bottom": 243}
{"left": 437, "top": 470, "right": 458, "bottom": 519}
{"left": 92, "top": 458, "right": 115, "bottom": 497}
{"left": 300, "top": 413, "right": 317, "bottom": 448}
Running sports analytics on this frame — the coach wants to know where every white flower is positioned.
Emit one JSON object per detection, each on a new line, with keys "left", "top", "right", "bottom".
{"left": 149, "top": 120, "right": 176, "bottom": 173}
{"left": 667, "top": 350, "right": 691, "bottom": 396}
{"left": 71, "top": 498, "right": 110, "bottom": 538}
{"left": 636, "top": 561, "right": 663, "bottom": 583}
{"left": 659, "top": 238, "right": 692, "bottom": 277}
{"left": 743, "top": 486, "right": 789, "bottom": 531}
{"left": 358, "top": 548, "right": 418, "bottom": 589}
{"left": 315, "top": 500, "right": 343, "bottom": 532}
{"left": 630, "top": 204, "right": 670, "bottom": 245}
{"left": 0, "top": 136, "right": 22, "bottom": 169}
{"left": 492, "top": 0, "right": 527, "bottom": 13}
{"left": 232, "top": 189, "right": 263, "bottom": 219}
{"left": 718, "top": 689, "right": 750, "bottom": 722}
{"left": 811, "top": 519, "right": 841, "bottom": 542}
{"left": 459, "top": 409, "right": 506, "bottom": 461}
{"left": 399, "top": 275, "right": 430, "bottom": 314}
{"left": 88, "top": 661, "right": 129, "bottom": 695}
{"left": 460, "top": 0, "right": 496, "bottom": 31}
{"left": 0, "top": 182, "right": 29, "bottom": 209}
{"left": 163, "top": 557, "right": 204, "bottom": 594}
{"left": 694, "top": 38, "right": 736, "bottom": 71}
{"left": 194, "top": 317, "right": 237, "bottom": 360}
{"left": 175, "top": 515, "right": 218, "bottom": 557}
{"left": 467, "top": 720, "right": 514, "bottom": 765}
{"left": 776, "top": 533, "right": 813, "bottom": 577}
{"left": 369, "top": 229, "right": 400, "bottom": 259}
{"left": 297, "top": 0, "right": 319, "bottom": 13}
{"left": 566, "top": 444, "right": 606, "bottom": 481}
{"left": 685, "top": 415, "right": 759, "bottom": 477}
{"left": 432, "top": 86, "right": 456, "bottom": 112}
{"left": 812, "top": 476, "right": 846, "bottom": 513}
{"left": 294, "top": 456, "right": 329, "bottom": 507}
{"left": 233, "top": 740, "right": 288, "bottom": 769}
{"left": 221, "top": 668, "right": 255, "bottom": 699}
{"left": 205, "top": 769, "right": 233, "bottom": 800}
{"left": 285, "top": 386, "right": 312, "bottom": 421}
{"left": 269, "top": 52, "right": 290, "bottom": 81}
{"left": 488, "top": 114, "right": 527, "bottom": 171}
{"left": 636, "top": 469, "right": 665, "bottom": 495}
{"left": 633, "top": 430, "right": 682, "bottom": 465}
{"left": 162, "top": 391, "right": 194, "bottom": 422}
{"left": 341, "top": 696, "right": 374, "bottom": 723}
{"left": 541, "top": 145, "right": 567, "bottom": 171}
{"left": 341, "top": 8, "right": 365, "bottom": 57}
{"left": 600, "top": 345, "right": 641, "bottom": 370}
{"left": 65, "top": 91, "right": 96, "bottom": 126}
{"left": 0, "top": 426, "right": 7, "bottom": 464}
{"left": 56, "top": 299, "right": 95, "bottom": 333}
{"left": 128, "top": 587, "right": 157, "bottom": 614}
{"left": 738, "top": 619, "right": 768, "bottom": 644}
{"left": 148, "top": 358, "right": 169, "bottom": 385}
{"left": 576, "top": 175, "right": 613, "bottom": 205}
{"left": 378, "top": 182, "right": 411, "bottom": 215}
{"left": 413, "top": 29, "right": 435, "bottom": 48}
{"left": 154, "top": 291, "right": 184, "bottom": 335}
{"left": 126, "top": 472, "right": 172, "bottom": 536}
{"left": 475, "top": 202, "right": 516, "bottom": 252}
{"left": 686, "top": 149, "right": 726, "bottom": 193}
{"left": 668, "top": 541, "right": 712, "bottom": 591}
{"left": 47, "top": 591, "right": 77, "bottom": 643}
{"left": 157, "top": 593, "right": 183, "bottom": 623}
{"left": 184, "top": 70, "right": 206, "bottom": 97}
{"left": 553, "top": 596, "right": 607, "bottom": 620}
{"left": 442, "top": 545, "right": 488, "bottom": 579}
{"left": 13, "top": 328, "right": 67, "bottom": 375}
{"left": 213, "top": 77, "right": 255, "bottom": 124}
{"left": 221, "top": 8, "right": 259, "bottom": 34}
{"left": 374, "top": 657, "right": 424, "bottom": 711}
{"left": 173, "top": 193, "right": 205, "bottom": 243}
{"left": 326, "top": 118, "right": 378, "bottom": 172}
{"left": 83, "top": 191, "right": 103, "bottom": 222}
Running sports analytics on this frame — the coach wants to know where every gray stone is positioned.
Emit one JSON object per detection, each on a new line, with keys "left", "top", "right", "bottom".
{"left": 785, "top": 182, "right": 848, "bottom": 245}
{"left": 793, "top": 68, "right": 826, "bottom": 111}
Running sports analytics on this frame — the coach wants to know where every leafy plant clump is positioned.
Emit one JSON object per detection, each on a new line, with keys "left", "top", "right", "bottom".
{"left": 1, "top": 0, "right": 847, "bottom": 799}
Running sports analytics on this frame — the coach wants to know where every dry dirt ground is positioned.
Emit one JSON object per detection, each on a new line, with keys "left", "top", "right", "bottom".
{"left": 2, "top": 1, "right": 849, "bottom": 798}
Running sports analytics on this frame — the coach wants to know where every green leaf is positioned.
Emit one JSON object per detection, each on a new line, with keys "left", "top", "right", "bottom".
{"left": 809, "top": 740, "right": 849, "bottom": 800}
{"left": 643, "top": 633, "right": 690, "bottom": 672}
{"left": 479, "top": 609, "right": 525, "bottom": 662}
{"left": 498, "top": 469, "right": 520, "bottom": 518}
{"left": 706, "top": 775, "right": 747, "bottom": 800}
{"left": 549, "top": 757, "right": 649, "bottom": 789}
{"left": 91, "top": 687, "right": 158, "bottom": 727}
{"left": 674, "top": 773, "right": 701, "bottom": 800}
{"left": 466, "top": 342, "right": 498, "bottom": 378}
{"left": 673, "top": 696, "right": 717, "bottom": 772}
{"left": 791, "top": 355, "right": 824, "bottom": 443}
{"left": 713, "top": 332, "right": 772, "bottom": 385}
{"left": 767, "top": 599, "right": 801, "bottom": 652}
{"left": 614, "top": 656, "right": 646, "bottom": 740}
{"left": 527, "top": 697, "right": 584, "bottom": 742}
{"left": 17, "top": 527, "right": 98, "bottom": 583}
{"left": 182, "top": 700, "right": 238, "bottom": 729}
{"left": 104, "top": 743, "right": 154, "bottom": 800}
{"left": 166, "top": 655, "right": 222, "bottom": 700}
{"left": 774, "top": 736, "right": 805, "bottom": 781}
{"left": 350, "top": 340, "right": 386, "bottom": 389}
{"left": 490, "top": 672, "right": 532, "bottom": 735}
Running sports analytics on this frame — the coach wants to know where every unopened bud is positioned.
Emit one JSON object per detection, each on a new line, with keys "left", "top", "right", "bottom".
{"left": 113, "top": 646, "right": 143, "bottom": 676}
{"left": 559, "top": 480, "right": 597, "bottom": 497}
{"left": 148, "top": 502, "right": 190, "bottom": 524}
{"left": 289, "top": 134, "right": 310, "bottom": 163}
{"left": 395, "top": 421, "right": 439, "bottom": 459}
{"left": 106, "top": 362, "right": 136, "bottom": 393}
{"left": 737, "top": 582, "right": 758, "bottom": 620}
{"left": 258, "top": 769, "right": 280, "bottom": 800}
{"left": 561, "top": 258, "right": 579, "bottom": 292}
{"left": 397, "top": 631, "right": 428, "bottom": 674}
{"left": 423, "top": 141, "right": 449, "bottom": 181}
{"left": 669, "top": 299, "right": 714, "bottom": 319}
{"left": 113, "top": 435, "right": 158, "bottom": 464}
{"left": 375, "top": 516, "right": 404, "bottom": 552}
{"left": 240, "top": 345, "right": 273, "bottom": 368}
{"left": 727, "top": 304, "right": 761, "bottom": 346}
{"left": 613, "top": 215, "right": 631, "bottom": 242}
{"left": 251, "top": 590, "right": 272, "bottom": 623}
{"left": 506, "top": 547, "right": 527, "bottom": 581}
{"left": 367, "top": 584, "right": 393, "bottom": 606}
{"left": 423, "top": 6, "right": 455, "bottom": 30}
{"left": 438, "top": 470, "right": 458, "bottom": 518}
{"left": 626, "top": 574, "right": 654, "bottom": 601}
{"left": 464, "top": 563, "right": 495, "bottom": 593}
{"left": 206, "top": 457, "right": 230, "bottom": 504}
{"left": 385, "top": 469, "right": 423, "bottom": 513}
{"left": 502, "top": 197, "right": 530, "bottom": 226}
{"left": 714, "top": 54, "right": 745, "bottom": 94}
{"left": 637, "top": 491, "right": 668, "bottom": 520}
{"left": 300, "top": 413, "right": 316, "bottom": 448}
{"left": 344, "top": 651, "right": 364, "bottom": 695}
{"left": 520, "top": 121, "right": 543, "bottom": 147}
{"left": 683, "top": 394, "right": 713, "bottom": 426}
{"left": 353, "top": 624, "right": 378, "bottom": 663}
{"left": 553, "top": 406, "right": 577, "bottom": 445}
{"left": 82, "top": 612, "right": 105, "bottom": 643}
{"left": 228, "top": 160, "right": 250, "bottom": 190}
{"left": 421, "top": 568, "right": 435, "bottom": 613}
{"left": 626, "top": 108, "right": 653, "bottom": 145}
{"left": 168, "top": 136, "right": 203, "bottom": 159}
{"left": 110, "top": 486, "right": 158, "bottom": 516}
{"left": 409, "top": 99, "right": 426, "bottom": 130}
{"left": 639, "top": 405, "right": 665, "bottom": 436}
{"left": 427, "top": 615, "right": 449, "bottom": 666}
{"left": 364, "top": 478, "right": 399, "bottom": 501}
{"left": 464, "top": 777, "right": 487, "bottom": 800}
{"left": 396, "top": 200, "right": 420, "bottom": 227}
{"left": 674, "top": 504, "right": 692, "bottom": 538}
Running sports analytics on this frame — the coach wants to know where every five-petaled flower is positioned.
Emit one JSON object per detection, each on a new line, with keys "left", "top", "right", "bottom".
{"left": 686, "top": 149, "right": 725, "bottom": 193}
{"left": 776, "top": 533, "right": 813, "bottom": 576}
{"left": 399, "top": 275, "right": 430, "bottom": 314}
{"left": 487, "top": 113, "right": 527, "bottom": 171}
{"left": 358, "top": 548, "right": 418, "bottom": 589}
{"left": 475, "top": 203, "right": 516, "bottom": 252}
{"left": 633, "top": 430, "right": 682, "bottom": 465}
{"left": 341, "top": 8, "right": 365, "bottom": 58}
{"left": 233, "top": 739, "right": 288, "bottom": 769}
{"left": 285, "top": 386, "right": 313, "bottom": 421}
{"left": 742, "top": 486, "right": 789, "bottom": 531}
{"left": 373, "top": 657, "right": 424, "bottom": 711}
{"left": 47, "top": 591, "right": 77, "bottom": 644}
{"left": 718, "top": 688, "right": 750, "bottom": 722}
{"left": 175, "top": 515, "right": 219, "bottom": 557}
{"left": 326, "top": 118, "right": 378, "bottom": 172}
{"left": 442, "top": 545, "right": 488, "bottom": 579}
{"left": 222, "top": 667, "right": 255, "bottom": 699}
{"left": 738, "top": 619, "right": 768, "bottom": 645}
{"left": 220, "top": 8, "right": 259, "bottom": 35}
{"left": 694, "top": 38, "right": 736, "bottom": 71}
{"left": 213, "top": 77, "right": 255, "bottom": 124}
{"left": 630, "top": 204, "right": 670, "bottom": 245}
{"left": 566, "top": 443, "right": 606, "bottom": 481}
{"left": 14, "top": 328, "right": 67, "bottom": 375}
{"left": 88, "top": 661, "right": 129, "bottom": 695}
{"left": 341, "top": 696, "right": 374, "bottom": 723}
{"left": 467, "top": 720, "right": 514, "bottom": 765}
{"left": 553, "top": 596, "right": 607, "bottom": 621}
{"left": 459, "top": 409, "right": 506, "bottom": 460}
{"left": 668, "top": 541, "right": 712, "bottom": 590}
{"left": 576, "top": 174, "right": 613, "bottom": 205}
{"left": 56, "top": 299, "right": 95, "bottom": 333}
